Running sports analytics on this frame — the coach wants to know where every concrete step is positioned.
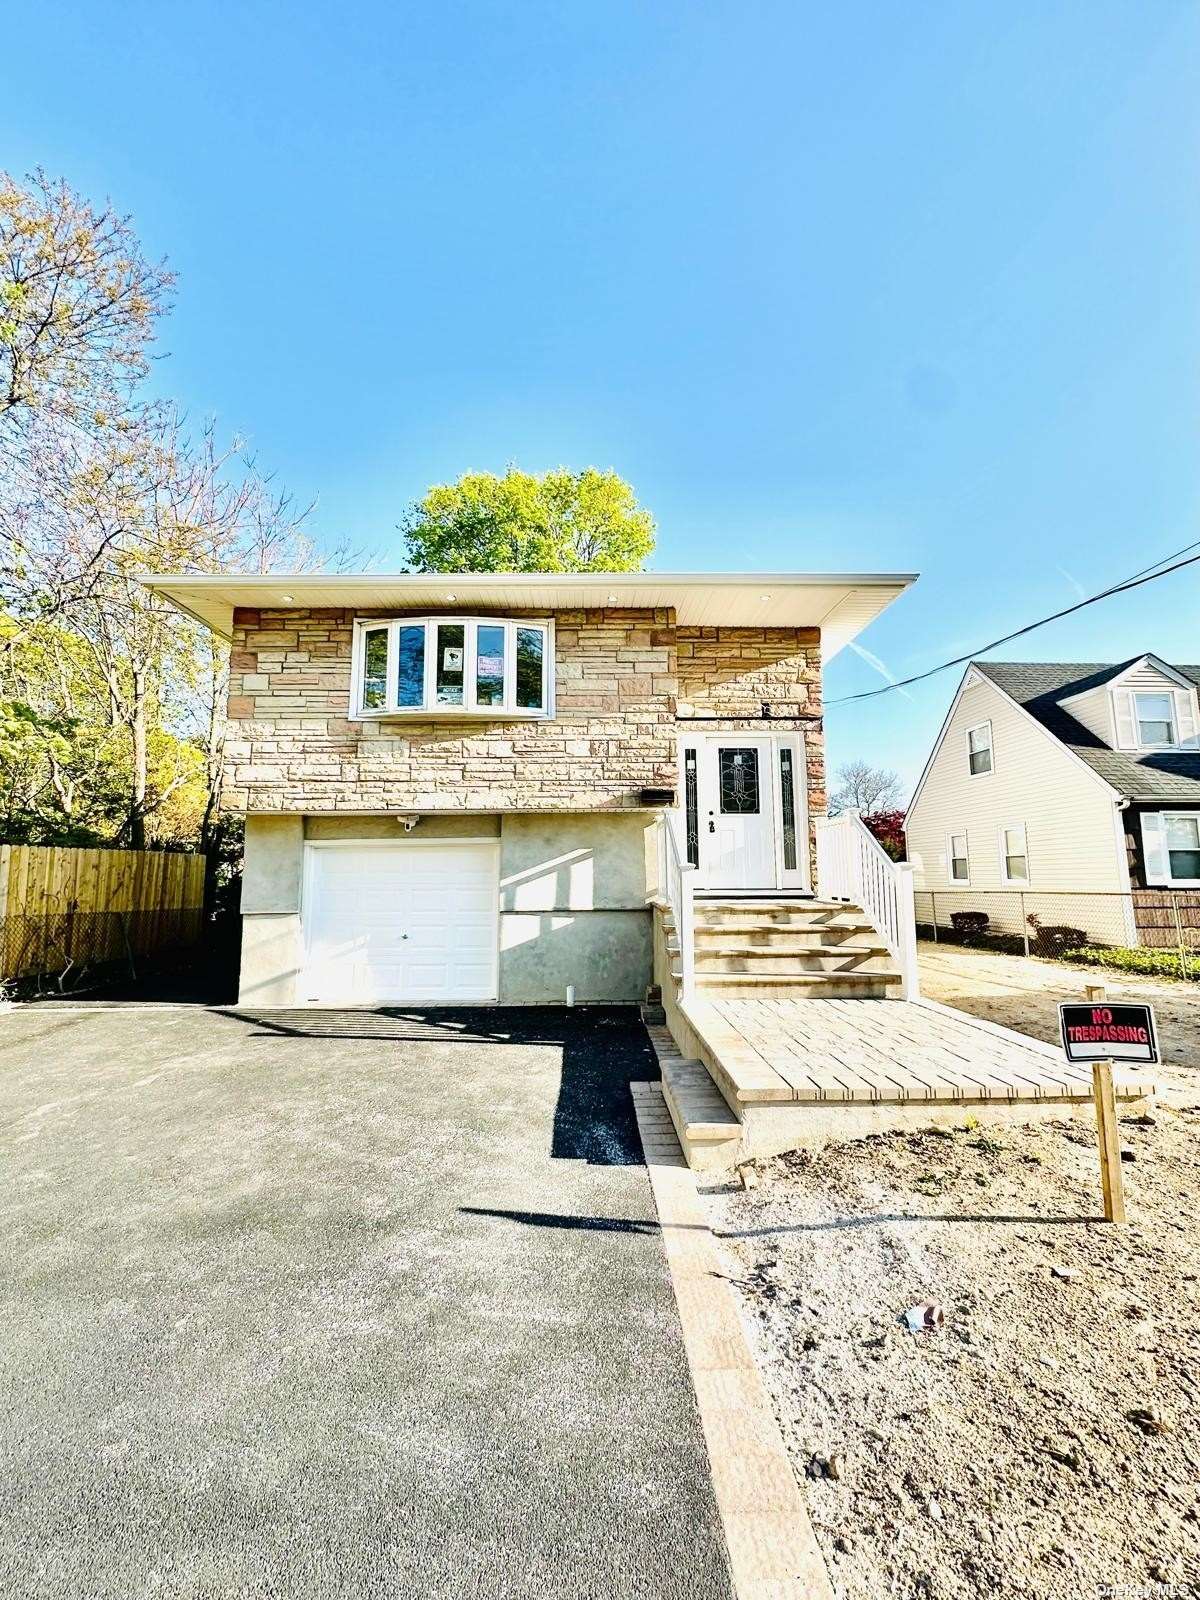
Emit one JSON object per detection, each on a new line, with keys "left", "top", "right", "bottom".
{"left": 683, "top": 969, "right": 903, "bottom": 999}
{"left": 643, "top": 1024, "right": 742, "bottom": 1172}
{"left": 693, "top": 944, "right": 895, "bottom": 975}
{"left": 691, "top": 921, "right": 876, "bottom": 940}
{"left": 692, "top": 902, "right": 871, "bottom": 928}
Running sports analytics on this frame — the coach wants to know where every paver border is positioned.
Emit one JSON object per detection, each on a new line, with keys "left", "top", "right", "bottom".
{"left": 631, "top": 1083, "right": 835, "bottom": 1600}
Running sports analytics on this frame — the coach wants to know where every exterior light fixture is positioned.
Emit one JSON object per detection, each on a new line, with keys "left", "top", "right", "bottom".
{"left": 279, "top": 594, "right": 294, "bottom": 602}
{"left": 445, "top": 593, "right": 457, "bottom": 602}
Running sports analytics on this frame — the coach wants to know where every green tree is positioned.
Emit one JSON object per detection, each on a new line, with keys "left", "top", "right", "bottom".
{"left": 400, "top": 467, "right": 655, "bottom": 573}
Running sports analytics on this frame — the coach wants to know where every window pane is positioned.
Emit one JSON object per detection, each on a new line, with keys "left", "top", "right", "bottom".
{"left": 436, "top": 623, "right": 465, "bottom": 706}
{"left": 362, "top": 627, "right": 388, "bottom": 710}
{"left": 684, "top": 748, "right": 699, "bottom": 868}
{"left": 779, "top": 748, "right": 798, "bottom": 870}
{"left": 1168, "top": 849, "right": 1200, "bottom": 880}
{"left": 719, "top": 748, "right": 760, "bottom": 814}
{"left": 968, "top": 727, "right": 992, "bottom": 774}
{"left": 515, "top": 627, "right": 545, "bottom": 709}
{"left": 475, "top": 624, "right": 506, "bottom": 707}
{"left": 1166, "top": 816, "right": 1200, "bottom": 849}
{"left": 950, "top": 833, "right": 968, "bottom": 880}
{"left": 1136, "top": 694, "right": 1175, "bottom": 745}
{"left": 396, "top": 624, "right": 425, "bottom": 707}
{"left": 1006, "top": 854, "right": 1028, "bottom": 880}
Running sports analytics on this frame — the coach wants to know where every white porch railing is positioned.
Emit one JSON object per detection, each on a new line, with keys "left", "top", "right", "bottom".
{"left": 657, "top": 808, "right": 696, "bottom": 1002}
{"left": 815, "top": 813, "right": 920, "bottom": 999}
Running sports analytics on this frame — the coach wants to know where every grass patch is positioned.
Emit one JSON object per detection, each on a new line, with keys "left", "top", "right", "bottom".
{"left": 1060, "top": 945, "right": 1200, "bottom": 982}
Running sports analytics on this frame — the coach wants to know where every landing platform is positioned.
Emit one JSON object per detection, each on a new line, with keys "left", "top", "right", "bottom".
{"left": 686, "top": 995, "right": 1155, "bottom": 1107}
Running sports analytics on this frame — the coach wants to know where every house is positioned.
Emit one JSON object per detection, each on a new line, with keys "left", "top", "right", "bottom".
{"left": 905, "top": 655, "right": 1200, "bottom": 948}
{"left": 144, "top": 570, "right": 914, "bottom": 1006}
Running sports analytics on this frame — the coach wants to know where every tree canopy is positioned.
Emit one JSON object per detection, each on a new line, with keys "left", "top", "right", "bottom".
{"left": 400, "top": 467, "right": 655, "bottom": 573}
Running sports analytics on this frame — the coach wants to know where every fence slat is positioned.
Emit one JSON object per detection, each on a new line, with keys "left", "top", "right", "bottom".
{"left": 0, "top": 846, "right": 206, "bottom": 983}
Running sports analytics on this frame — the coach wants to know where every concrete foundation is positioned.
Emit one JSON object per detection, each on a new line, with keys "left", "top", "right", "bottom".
{"left": 238, "top": 810, "right": 654, "bottom": 1006}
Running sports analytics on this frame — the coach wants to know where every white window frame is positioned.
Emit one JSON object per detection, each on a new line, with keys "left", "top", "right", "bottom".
{"left": 349, "top": 615, "right": 555, "bottom": 720}
{"left": 998, "top": 822, "right": 1030, "bottom": 886}
{"left": 947, "top": 830, "right": 970, "bottom": 885}
{"left": 966, "top": 720, "right": 993, "bottom": 778}
{"left": 1132, "top": 691, "right": 1178, "bottom": 750}
{"left": 1160, "top": 810, "right": 1200, "bottom": 887}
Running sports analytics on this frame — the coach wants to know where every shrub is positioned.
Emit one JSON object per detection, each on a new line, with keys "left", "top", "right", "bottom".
{"left": 1026, "top": 915, "right": 1087, "bottom": 958}
{"left": 862, "top": 809, "right": 906, "bottom": 861}
{"left": 950, "top": 911, "right": 990, "bottom": 943}
{"left": 1061, "top": 945, "right": 1200, "bottom": 982}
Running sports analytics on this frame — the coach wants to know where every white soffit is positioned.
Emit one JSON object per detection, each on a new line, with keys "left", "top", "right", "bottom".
{"left": 139, "top": 570, "right": 917, "bottom": 659}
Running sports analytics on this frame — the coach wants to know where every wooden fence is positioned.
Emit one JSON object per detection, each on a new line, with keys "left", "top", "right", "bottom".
{"left": 0, "top": 845, "right": 207, "bottom": 983}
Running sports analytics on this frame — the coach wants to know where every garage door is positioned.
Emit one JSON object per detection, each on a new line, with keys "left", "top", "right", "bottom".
{"left": 301, "top": 842, "right": 499, "bottom": 1004}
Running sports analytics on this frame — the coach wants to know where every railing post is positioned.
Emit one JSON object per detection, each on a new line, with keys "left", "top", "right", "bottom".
{"left": 896, "top": 863, "right": 919, "bottom": 999}
{"left": 680, "top": 865, "right": 696, "bottom": 1003}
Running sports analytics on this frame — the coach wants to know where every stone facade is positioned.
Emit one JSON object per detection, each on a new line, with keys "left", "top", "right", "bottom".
{"left": 223, "top": 607, "right": 824, "bottom": 819}
{"left": 676, "top": 625, "right": 826, "bottom": 820}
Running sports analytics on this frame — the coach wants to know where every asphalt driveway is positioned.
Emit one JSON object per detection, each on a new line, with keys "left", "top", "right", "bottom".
{"left": 0, "top": 1003, "right": 733, "bottom": 1600}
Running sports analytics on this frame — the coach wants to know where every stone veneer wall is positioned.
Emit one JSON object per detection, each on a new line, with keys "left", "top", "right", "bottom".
{"left": 676, "top": 626, "right": 826, "bottom": 822}
{"left": 223, "top": 606, "right": 679, "bottom": 813}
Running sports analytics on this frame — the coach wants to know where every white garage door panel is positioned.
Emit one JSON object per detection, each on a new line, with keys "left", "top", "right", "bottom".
{"left": 302, "top": 843, "right": 498, "bottom": 1003}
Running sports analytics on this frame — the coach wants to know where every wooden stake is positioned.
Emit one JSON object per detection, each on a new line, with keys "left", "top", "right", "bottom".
{"left": 1092, "top": 1059, "right": 1126, "bottom": 1223}
{"left": 1083, "top": 984, "right": 1126, "bottom": 1223}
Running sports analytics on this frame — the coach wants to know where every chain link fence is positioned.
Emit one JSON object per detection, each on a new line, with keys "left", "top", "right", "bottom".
{"left": 0, "top": 906, "right": 206, "bottom": 996}
{"left": 914, "top": 888, "right": 1200, "bottom": 981}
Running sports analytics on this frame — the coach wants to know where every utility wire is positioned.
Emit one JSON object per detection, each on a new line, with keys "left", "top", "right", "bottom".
{"left": 827, "top": 537, "right": 1200, "bottom": 706}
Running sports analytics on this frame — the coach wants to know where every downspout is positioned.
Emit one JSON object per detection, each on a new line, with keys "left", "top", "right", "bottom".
{"left": 1112, "top": 795, "right": 1139, "bottom": 948}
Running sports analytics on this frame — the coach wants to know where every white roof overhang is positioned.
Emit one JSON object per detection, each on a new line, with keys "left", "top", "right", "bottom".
{"left": 139, "top": 569, "right": 916, "bottom": 660}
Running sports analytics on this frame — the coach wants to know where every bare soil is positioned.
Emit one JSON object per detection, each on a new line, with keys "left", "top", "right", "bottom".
{"left": 701, "top": 1108, "right": 1200, "bottom": 1599}
{"left": 918, "top": 942, "right": 1200, "bottom": 1102}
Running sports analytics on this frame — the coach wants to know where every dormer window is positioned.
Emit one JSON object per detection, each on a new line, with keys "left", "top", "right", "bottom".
{"left": 351, "top": 616, "right": 552, "bottom": 718}
{"left": 1133, "top": 692, "right": 1176, "bottom": 748}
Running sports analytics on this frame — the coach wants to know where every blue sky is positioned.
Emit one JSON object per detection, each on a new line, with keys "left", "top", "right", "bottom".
{"left": 6, "top": 2, "right": 1200, "bottom": 794}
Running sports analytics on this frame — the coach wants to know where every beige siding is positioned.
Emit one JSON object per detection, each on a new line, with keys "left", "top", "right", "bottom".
{"left": 1062, "top": 684, "right": 1114, "bottom": 746}
{"left": 907, "top": 676, "right": 1125, "bottom": 938}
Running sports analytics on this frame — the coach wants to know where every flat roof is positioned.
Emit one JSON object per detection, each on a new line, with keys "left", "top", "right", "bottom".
{"left": 140, "top": 570, "right": 917, "bottom": 660}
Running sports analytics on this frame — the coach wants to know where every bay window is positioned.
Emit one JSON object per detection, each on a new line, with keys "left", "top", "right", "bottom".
{"left": 351, "top": 616, "right": 552, "bottom": 718}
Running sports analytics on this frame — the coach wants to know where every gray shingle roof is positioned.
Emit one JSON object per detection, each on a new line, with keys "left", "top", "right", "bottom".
{"left": 972, "top": 659, "right": 1200, "bottom": 803}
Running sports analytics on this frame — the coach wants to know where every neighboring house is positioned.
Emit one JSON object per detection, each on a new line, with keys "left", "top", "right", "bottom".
{"left": 145, "top": 570, "right": 913, "bottom": 1005}
{"left": 906, "top": 655, "right": 1200, "bottom": 947}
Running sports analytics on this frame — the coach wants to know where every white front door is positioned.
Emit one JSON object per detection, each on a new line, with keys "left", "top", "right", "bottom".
{"left": 301, "top": 841, "right": 499, "bottom": 1003}
{"left": 684, "top": 734, "right": 808, "bottom": 891}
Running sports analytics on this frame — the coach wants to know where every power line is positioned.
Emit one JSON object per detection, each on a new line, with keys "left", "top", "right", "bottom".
{"left": 827, "top": 538, "right": 1200, "bottom": 706}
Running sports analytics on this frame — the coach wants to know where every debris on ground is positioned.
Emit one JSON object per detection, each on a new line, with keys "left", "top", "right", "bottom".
{"left": 701, "top": 1107, "right": 1200, "bottom": 1599}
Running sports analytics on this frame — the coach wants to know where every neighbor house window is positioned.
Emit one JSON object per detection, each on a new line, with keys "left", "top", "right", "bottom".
{"left": 1165, "top": 814, "right": 1200, "bottom": 882}
{"left": 352, "top": 617, "right": 552, "bottom": 718}
{"left": 999, "top": 823, "right": 1029, "bottom": 885}
{"left": 967, "top": 721, "right": 993, "bottom": 776}
{"left": 948, "top": 832, "right": 969, "bottom": 884}
{"left": 1134, "top": 692, "right": 1177, "bottom": 748}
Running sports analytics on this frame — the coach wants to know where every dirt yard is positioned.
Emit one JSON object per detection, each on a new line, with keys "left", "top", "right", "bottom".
{"left": 701, "top": 1106, "right": 1200, "bottom": 1599}
{"left": 918, "top": 941, "right": 1200, "bottom": 1102}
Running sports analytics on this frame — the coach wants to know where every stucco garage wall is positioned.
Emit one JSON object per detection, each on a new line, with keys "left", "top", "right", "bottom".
{"left": 498, "top": 813, "right": 654, "bottom": 1002}
{"left": 237, "top": 811, "right": 652, "bottom": 1005}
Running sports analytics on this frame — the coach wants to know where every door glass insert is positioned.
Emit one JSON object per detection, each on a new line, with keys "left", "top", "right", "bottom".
{"left": 719, "top": 748, "right": 760, "bottom": 815}
{"left": 684, "top": 748, "right": 699, "bottom": 867}
{"left": 436, "top": 623, "right": 465, "bottom": 706}
{"left": 475, "top": 624, "right": 506, "bottom": 706}
{"left": 778, "top": 747, "right": 797, "bottom": 869}
{"left": 396, "top": 624, "right": 425, "bottom": 707}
